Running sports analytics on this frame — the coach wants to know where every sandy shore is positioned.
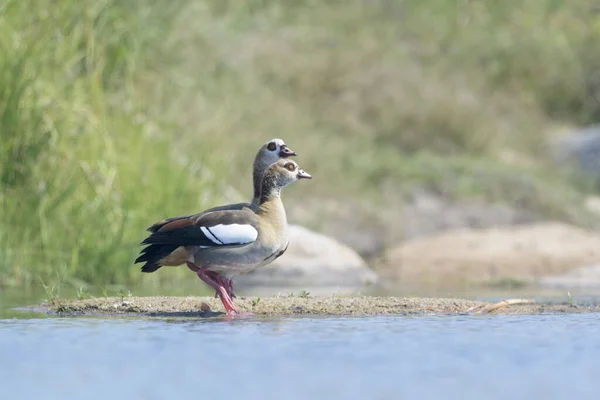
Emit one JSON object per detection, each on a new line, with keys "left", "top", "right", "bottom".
{"left": 35, "top": 296, "right": 600, "bottom": 317}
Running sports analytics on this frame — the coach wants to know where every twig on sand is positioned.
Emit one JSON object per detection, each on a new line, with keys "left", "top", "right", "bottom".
{"left": 467, "top": 298, "right": 536, "bottom": 314}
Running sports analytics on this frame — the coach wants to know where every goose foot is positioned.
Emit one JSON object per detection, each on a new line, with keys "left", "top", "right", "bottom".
{"left": 224, "top": 311, "right": 254, "bottom": 320}
{"left": 186, "top": 262, "right": 238, "bottom": 314}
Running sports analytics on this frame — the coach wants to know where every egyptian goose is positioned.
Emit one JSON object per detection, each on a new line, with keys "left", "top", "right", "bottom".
{"left": 135, "top": 159, "right": 312, "bottom": 314}
{"left": 145, "top": 138, "right": 296, "bottom": 233}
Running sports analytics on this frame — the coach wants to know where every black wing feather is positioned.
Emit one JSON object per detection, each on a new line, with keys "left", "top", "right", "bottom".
{"left": 136, "top": 209, "right": 259, "bottom": 273}
{"left": 135, "top": 244, "right": 180, "bottom": 273}
{"left": 140, "top": 226, "right": 217, "bottom": 247}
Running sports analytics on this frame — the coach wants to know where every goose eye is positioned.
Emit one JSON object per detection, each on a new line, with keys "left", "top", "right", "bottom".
{"left": 267, "top": 142, "right": 277, "bottom": 151}
{"left": 286, "top": 163, "right": 296, "bottom": 171}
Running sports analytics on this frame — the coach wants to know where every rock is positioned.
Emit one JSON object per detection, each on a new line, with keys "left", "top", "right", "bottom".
{"left": 288, "top": 190, "right": 537, "bottom": 263}
{"left": 381, "top": 222, "right": 600, "bottom": 289}
{"left": 234, "top": 225, "right": 378, "bottom": 291}
{"left": 539, "top": 265, "right": 600, "bottom": 290}
{"left": 287, "top": 198, "right": 389, "bottom": 260}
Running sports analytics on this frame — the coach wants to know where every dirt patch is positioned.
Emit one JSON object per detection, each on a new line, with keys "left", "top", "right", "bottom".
{"left": 38, "top": 296, "right": 600, "bottom": 318}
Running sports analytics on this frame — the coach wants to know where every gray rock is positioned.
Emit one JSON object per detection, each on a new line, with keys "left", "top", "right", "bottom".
{"left": 235, "top": 225, "right": 378, "bottom": 291}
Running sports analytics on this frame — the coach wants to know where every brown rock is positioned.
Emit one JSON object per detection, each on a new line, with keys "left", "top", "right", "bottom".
{"left": 381, "top": 222, "right": 600, "bottom": 289}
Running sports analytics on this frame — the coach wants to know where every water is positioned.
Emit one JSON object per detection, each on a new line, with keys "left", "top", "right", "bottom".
{"left": 1, "top": 294, "right": 600, "bottom": 399}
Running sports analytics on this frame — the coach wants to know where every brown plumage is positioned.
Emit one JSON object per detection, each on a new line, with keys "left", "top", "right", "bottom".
{"left": 145, "top": 138, "right": 296, "bottom": 235}
{"left": 137, "top": 139, "right": 296, "bottom": 272}
{"left": 135, "top": 159, "right": 312, "bottom": 314}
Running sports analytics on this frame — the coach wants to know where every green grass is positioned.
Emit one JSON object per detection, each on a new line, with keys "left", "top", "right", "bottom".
{"left": 2, "top": 0, "right": 600, "bottom": 289}
{"left": 0, "top": 0, "right": 228, "bottom": 288}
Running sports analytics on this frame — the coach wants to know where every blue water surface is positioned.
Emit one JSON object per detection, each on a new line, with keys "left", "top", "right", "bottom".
{"left": 1, "top": 312, "right": 600, "bottom": 400}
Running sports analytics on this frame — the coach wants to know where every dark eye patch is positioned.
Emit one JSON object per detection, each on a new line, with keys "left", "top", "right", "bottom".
{"left": 267, "top": 142, "right": 277, "bottom": 151}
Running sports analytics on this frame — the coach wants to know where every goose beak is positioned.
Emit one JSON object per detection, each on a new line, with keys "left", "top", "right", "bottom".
{"left": 297, "top": 169, "right": 312, "bottom": 179}
{"left": 279, "top": 145, "right": 297, "bottom": 158}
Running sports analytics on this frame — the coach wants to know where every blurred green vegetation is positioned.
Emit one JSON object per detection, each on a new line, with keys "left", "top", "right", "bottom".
{"left": 2, "top": 0, "right": 600, "bottom": 288}
{"left": 0, "top": 0, "right": 227, "bottom": 288}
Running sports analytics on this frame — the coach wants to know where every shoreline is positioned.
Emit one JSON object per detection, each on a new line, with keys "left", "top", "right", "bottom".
{"left": 32, "top": 296, "right": 600, "bottom": 318}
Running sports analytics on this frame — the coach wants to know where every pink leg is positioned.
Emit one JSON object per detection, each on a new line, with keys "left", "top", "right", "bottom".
{"left": 186, "top": 263, "right": 200, "bottom": 273}
{"left": 205, "top": 271, "right": 236, "bottom": 299}
{"left": 204, "top": 270, "right": 223, "bottom": 299}
{"left": 186, "top": 262, "right": 237, "bottom": 314}
{"left": 227, "top": 279, "right": 236, "bottom": 299}
{"left": 214, "top": 274, "right": 235, "bottom": 299}
{"left": 186, "top": 263, "right": 220, "bottom": 298}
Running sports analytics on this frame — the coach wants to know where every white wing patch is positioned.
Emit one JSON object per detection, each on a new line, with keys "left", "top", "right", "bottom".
{"left": 200, "top": 224, "right": 258, "bottom": 245}
{"left": 200, "top": 226, "right": 220, "bottom": 244}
